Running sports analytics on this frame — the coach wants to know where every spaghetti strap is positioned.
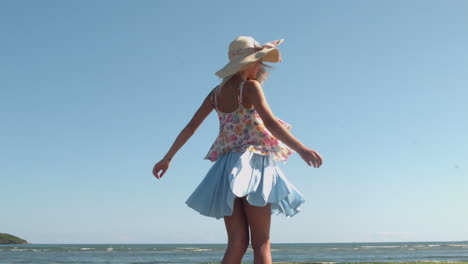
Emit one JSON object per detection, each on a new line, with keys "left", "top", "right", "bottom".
{"left": 214, "top": 80, "right": 247, "bottom": 112}
{"left": 239, "top": 80, "right": 246, "bottom": 105}
{"left": 214, "top": 86, "right": 219, "bottom": 111}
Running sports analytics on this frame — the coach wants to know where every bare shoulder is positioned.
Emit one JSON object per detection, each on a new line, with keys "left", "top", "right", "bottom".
{"left": 243, "top": 79, "right": 264, "bottom": 97}
{"left": 244, "top": 79, "right": 262, "bottom": 89}
{"left": 243, "top": 79, "right": 276, "bottom": 126}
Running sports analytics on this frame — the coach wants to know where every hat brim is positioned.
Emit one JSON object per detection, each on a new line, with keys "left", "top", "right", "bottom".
{"left": 215, "top": 47, "right": 282, "bottom": 79}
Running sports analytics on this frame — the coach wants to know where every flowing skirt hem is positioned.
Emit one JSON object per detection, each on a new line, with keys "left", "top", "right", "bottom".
{"left": 185, "top": 149, "right": 305, "bottom": 220}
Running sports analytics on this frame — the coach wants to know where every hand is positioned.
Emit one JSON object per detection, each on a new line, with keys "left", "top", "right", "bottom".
{"left": 298, "top": 147, "right": 323, "bottom": 168}
{"left": 153, "top": 158, "right": 171, "bottom": 179}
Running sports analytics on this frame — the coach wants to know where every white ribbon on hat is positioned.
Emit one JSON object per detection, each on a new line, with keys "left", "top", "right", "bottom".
{"left": 229, "top": 39, "right": 284, "bottom": 59}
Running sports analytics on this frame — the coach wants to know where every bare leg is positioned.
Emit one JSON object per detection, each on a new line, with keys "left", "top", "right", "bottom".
{"left": 242, "top": 197, "right": 272, "bottom": 264}
{"left": 221, "top": 197, "right": 250, "bottom": 264}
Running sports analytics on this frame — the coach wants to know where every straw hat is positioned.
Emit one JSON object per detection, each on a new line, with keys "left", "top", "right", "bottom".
{"left": 215, "top": 36, "right": 284, "bottom": 79}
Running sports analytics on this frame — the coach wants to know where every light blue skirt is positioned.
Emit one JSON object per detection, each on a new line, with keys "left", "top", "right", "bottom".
{"left": 185, "top": 149, "right": 305, "bottom": 219}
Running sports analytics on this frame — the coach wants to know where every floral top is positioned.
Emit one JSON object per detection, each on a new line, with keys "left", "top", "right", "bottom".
{"left": 204, "top": 80, "right": 295, "bottom": 163}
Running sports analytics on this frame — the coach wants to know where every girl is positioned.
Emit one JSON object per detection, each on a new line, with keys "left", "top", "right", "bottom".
{"left": 153, "top": 36, "right": 323, "bottom": 264}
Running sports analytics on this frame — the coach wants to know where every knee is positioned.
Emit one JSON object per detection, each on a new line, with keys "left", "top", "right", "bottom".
{"left": 228, "top": 236, "right": 249, "bottom": 253}
{"left": 251, "top": 236, "right": 270, "bottom": 253}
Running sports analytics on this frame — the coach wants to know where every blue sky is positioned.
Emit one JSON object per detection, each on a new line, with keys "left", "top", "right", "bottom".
{"left": 1, "top": 0, "right": 467, "bottom": 244}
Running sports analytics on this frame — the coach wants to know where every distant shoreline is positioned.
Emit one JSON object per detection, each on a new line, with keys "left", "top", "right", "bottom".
{"left": 0, "top": 233, "right": 29, "bottom": 244}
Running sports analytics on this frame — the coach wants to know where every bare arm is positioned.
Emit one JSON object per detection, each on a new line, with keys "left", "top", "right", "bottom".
{"left": 163, "top": 89, "right": 214, "bottom": 161}
{"left": 153, "top": 89, "right": 215, "bottom": 179}
{"left": 245, "top": 80, "right": 323, "bottom": 167}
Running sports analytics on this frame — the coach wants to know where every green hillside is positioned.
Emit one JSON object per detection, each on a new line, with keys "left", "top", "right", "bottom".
{"left": 0, "top": 233, "right": 29, "bottom": 244}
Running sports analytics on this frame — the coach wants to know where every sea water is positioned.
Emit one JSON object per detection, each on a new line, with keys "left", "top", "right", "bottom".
{"left": 1, "top": 241, "right": 468, "bottom": 264}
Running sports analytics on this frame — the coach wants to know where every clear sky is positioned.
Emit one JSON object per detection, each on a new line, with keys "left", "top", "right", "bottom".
{"left": 1, "top": 0, "right": 467, "bottom": 244}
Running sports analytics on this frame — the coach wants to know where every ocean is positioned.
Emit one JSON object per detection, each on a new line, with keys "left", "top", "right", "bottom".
{"left": 1, "top": 241, "right": 468, "bottom": 264}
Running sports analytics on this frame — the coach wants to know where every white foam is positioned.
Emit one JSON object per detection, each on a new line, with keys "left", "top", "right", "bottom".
{"left": 361, "top": 245, "right": 401, "bottom": 248}
{"left": 191, "top": 248, "right": 212, "bottom": 252}
{"left": 175, "top": 247, "right": 199, "bottom": 250}
{"left": 80, "top": 248, "right": 94, "bottom": 251}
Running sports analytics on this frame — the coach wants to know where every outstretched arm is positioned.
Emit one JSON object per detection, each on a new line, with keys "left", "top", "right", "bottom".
{"left": 153, "top": 88, "right": 215, "bottom": 179}
{"left": 245, "top": 80, "right": 323, "bottom": 168}
{"left": 162, "top": 89, "right": 214, "bottom": 162}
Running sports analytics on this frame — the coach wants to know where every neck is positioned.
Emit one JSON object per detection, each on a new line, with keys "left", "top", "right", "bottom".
{"left": 225, "top": 73, "right": 255, "bottom": 87}
{"left": 240, "top": 71, "right": 256, "bottom": 81}
{"left": 233, "top": 75, "right": 249, "bottom": 82}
